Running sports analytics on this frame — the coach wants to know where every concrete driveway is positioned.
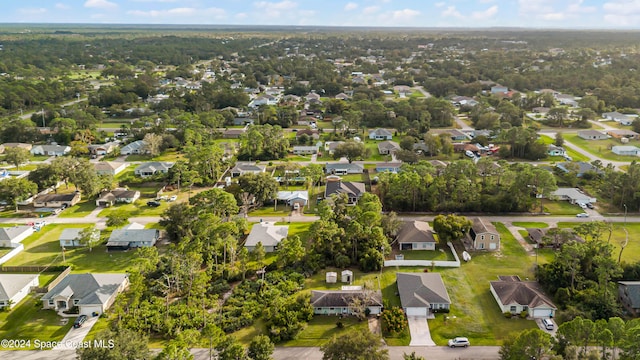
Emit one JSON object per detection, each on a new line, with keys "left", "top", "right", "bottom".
{"left": 52, "top": 316, "right": 98, "bottom": 350}
{"left": 407, "top": 316, "right": 436, "bottom": 346}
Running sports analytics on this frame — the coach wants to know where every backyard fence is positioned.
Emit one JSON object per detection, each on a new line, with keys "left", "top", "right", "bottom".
{"left": 383, "top": 242, "right": 461, "bottom": 268}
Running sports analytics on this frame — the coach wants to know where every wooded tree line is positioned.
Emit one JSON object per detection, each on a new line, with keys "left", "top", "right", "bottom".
{"left": 377, "top": 160, "right": 556, "bottom": 213}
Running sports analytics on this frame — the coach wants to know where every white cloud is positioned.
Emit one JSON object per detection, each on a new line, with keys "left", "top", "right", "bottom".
{"left": 363, "top": 6, "right": 380, "bottom": 15}
{"left": 84, "top": 0, "right": 118, "bottom": 10}
{"left": 442, "top": 6, "right": 464, "bottom": 18}
{"left": 391, "top": 9, "right": 421, "bottom": 21}
{"left": 127, "top": 7, "right": 226, "bottom": 18}
{"left": 471, "top": 5, "right": 498, "bottom": 20}
{"left": 567, "top": 0, "right": 596, "bottom": 13}
{"left": 344, "top": 2, "right": 358, "bottom": 11}
{"left": 603, "top": 0, "right": 640, "bottom": 26}
{"left": 435, "top": 2, "right": 446, "bottom": 8}
{"left": 253, "top": 1, "right": 298, "bottom": 18}
{"left": 55, "top": 3, "right": 70, "bottom": 10}
{"left": 542, "top": 12, "right": 566, "bottom": 20}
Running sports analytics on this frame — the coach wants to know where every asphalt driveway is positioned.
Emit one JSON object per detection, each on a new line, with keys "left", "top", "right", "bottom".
{"left": 407, "top": 316, "right": 436, "bottom": 346}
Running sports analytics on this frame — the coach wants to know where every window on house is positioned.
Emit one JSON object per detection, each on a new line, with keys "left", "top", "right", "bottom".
{"left": 73, "top": 299, "right": 79, "bottom": 305}
{"left": 480, "top": 235, "right": 485, "bottom": 240}
{"left": 523, "top": 306, "right": 528, "bottom": 312}
{"left": 491, "top": 235, "right": 495, "bottom": 240}
{"left": 480, "top": 243, "right": 485, "bottom": 249}
{"left": 48, "top": 300, "right": 54, "bottom": 306}
{"left": 510, "top": 306, "right": 517, "bottom": 312}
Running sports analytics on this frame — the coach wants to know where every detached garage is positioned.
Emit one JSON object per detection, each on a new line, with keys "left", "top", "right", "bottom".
{"left": 397, "top": 272, "right": 451, "bottom": 317}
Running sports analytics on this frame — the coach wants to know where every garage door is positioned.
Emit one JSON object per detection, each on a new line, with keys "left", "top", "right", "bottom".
{"left": 406, "top": 307, "right": 427, "bottom": 317}
{"left": 531, "top": 308, "right": 552, "bottom": 318}
{"left": 80, "top": 305, "right": 102, "bottom": 316}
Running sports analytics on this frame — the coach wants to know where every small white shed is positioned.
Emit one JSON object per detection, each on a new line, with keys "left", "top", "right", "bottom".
{"left": 326, "top": 272, "right": 337, "bottom": 284}
{"left": 341, "top": 270, "right": 353, "bottom": 284}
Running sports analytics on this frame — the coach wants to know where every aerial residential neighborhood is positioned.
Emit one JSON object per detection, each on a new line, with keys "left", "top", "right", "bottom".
{"left": 0, "top": 15, "right": 640, "bottom": 360}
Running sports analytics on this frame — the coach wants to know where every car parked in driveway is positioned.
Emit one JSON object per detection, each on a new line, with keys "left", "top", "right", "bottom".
{"left": 448, "top": 337, "right": 470, "bottom": 348}
{"left": 147, "top": 200, "right": 161, "bottom": 207}
{"left": 73, "top": 315, "right": 87, "bottom": 328}
{"left": 576, "top": 213, "right": 589, "bottom": 218}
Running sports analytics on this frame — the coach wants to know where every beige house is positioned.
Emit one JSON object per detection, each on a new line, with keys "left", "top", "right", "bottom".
{"left": 470, "top": 217, "right": 500, "bottom": 251}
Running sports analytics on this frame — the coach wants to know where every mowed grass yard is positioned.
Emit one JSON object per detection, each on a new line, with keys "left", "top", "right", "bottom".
{"left": 4, "top": 224, "right": 136, "bottom": 273}
{"left": 565, "top": 134, "right": 640, "bottom": 162}
{"left": 542, "top": 199, "right": 583, "bottom": 215}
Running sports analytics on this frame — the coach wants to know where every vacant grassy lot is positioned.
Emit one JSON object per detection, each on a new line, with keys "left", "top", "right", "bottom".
{"left": 4, "top": 224, "right": 136, "bottom": 273}
{"left": 0, "top": 294, "right": 73, "bottom": 348}
{"left": 125, "top": 149, "right": 183, "bottom": 162}
{"left": 542, "top": 199, "right": 583, "bottom": 215}
{"left": 281, "top": 316, "right": 368, "bottom": 347}
{"left": 566, "top": 134, "right": 638, "bottom": 161}
{"left": 557, "top": 222, "right": 640, "bottom": 263}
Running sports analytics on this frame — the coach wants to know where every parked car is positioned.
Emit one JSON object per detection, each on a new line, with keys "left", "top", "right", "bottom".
{"left": 169, "top": 195, "right": 178, "bottom": 202}
{"left": 578, "top": 203, "right": 587, "bottom": 209}
{"left": 542, "top": 318, "right": 554, "bottom": 330}
{"left": 147, "top": 201, "right": 161, "bottom": 207}
{"left": 586, "top": 203, "right": 594, "bottom": 209}
{"left": 448, "top": 337, "right": 470, "bottom": 348}
{"left": 73, "top": 315, "right": 87, "bottom": 328}
{"left": 576, "top": 213, "right": 589, "bottom": 218}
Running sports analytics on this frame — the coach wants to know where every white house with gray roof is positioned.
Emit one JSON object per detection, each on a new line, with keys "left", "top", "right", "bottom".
{"left": 134, "top": 162, "right": 174, "bottom": 177}
{"left": 119, "top": 140, "right": 147, "bottom": 155}
{"left": 397, "top": 272, "right": 451, "bottom": 317}
{"left": 244, "top": 222, "right": 289, "bottom": 252}
{"left": 369, "top": 128, "right": 393, "bottom": 140}
{"left": 41, "top": 273, "right": 129, "bottom": 316}
{"left": 0, "top": 226, "right": 34, "bottom": 248}
{"left": 0, "top": 274, "right": 39, "bottom": 309}
{"left": 106, "top": 224, "right": 159, "bottom": 250}
{"left": 59, "top": 228, "right": 100, "bottom": 248}
{"left": 30, "top": 144, "right": 71, "bottom": 157}
{"left": 230, "top": 163, "right": 266, "bottom": 177}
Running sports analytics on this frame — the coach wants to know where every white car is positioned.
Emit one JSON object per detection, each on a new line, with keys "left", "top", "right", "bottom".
{"left": 576, "top": 213, "right": 589, "bottom": 218}
{"left": 448, "top": 337, "right": 470, "bottom": 348}
{"left": 169, "top": 195, "right": 178, "bottom": 202}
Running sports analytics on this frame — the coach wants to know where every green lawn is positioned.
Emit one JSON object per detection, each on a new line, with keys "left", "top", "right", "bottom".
{"left": 511, "top": 222, "right": 549, "bottom": 228}
{"left": 538, "top": 134, "right": 589, "bottom": 162}
{"left": 542, "top": 199, "right": 583, "bottom": 215}
{"left": 249, "top": 204, "right": 292, "bottom": 217}
{"left": 280, "top": 316, "right": 368, "bottom": 347}
{"left": 0, "top": 294, "right": 73, "bottom": 349}
{"left": 557, "top": 222, "right": 640, "bottom": 263}
{"left": 125, "top": 150, "right": 183, "bottom": 162}
{"left": 566, "top": 134, "right": 639, "bottom": 162}
{"left": 398, "top": 247, "right": 455, "bottom": 261}
{"left": 286, "top": 155, "right": 312, "bottom": 162}
{"left": 363, "top": 140, "right": 392, "bottom": 162}
{"left": 4, "top": 224, "right": 136, "bottom": 273}
{"left": 57, "top": 199, "right": 96, "bottom": 218}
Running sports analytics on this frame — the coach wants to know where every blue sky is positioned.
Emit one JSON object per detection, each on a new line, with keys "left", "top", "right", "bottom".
{"left": 3, "top": 0, "right": 640, "bottom": 28}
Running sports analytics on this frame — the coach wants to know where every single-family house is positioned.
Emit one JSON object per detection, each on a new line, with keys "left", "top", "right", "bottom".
{"left": 0, "top": 274, "right": 39, "bottom": 309}
{"left": 376, "top": 162, "right": 402, "bottom": 173}
{"left": 244, "top": 222, "right": 289, "bottom": 252}
{"left": 296, "top": 129, "right": 320, "bottom": 140}
{"left": 618, "top": 281, "right": 640, "bottom": 317}
{"left": 306, "top": 92, "right": 321, "bottom": 101}
{"left": 612, "top": 145, "right": 640, "bottom": 156}
{"left": 369, "top": 128, "right": 393, "bottom": 141}
{"left": 276, "top": 191, "right": 308, "bottom": 208}
{"left": 292, "top": 145, "right": 319, "bottom": 155}
{"left": 0, "top": 226, "right": 34, "bottom": 248}
{"left": 232, "top": 118, "right": 254, "bottom": 126}
{"left": 59, "top": 228, "right": 100, "bottom": 247}
{"left": 547, "top": 144, "right": 566, "bottom": 157}
{"left": 106, "top": 225, "right": 159, "bottom": 250}
{"left": 397, "top": 221, "right": 436, "bottom": 251}
{"left": 222, "top": 129, "right": 245, "bottom": 139}
{"left": 230, "top": 163, "right": 266, "bottom": 177}
{"left": 95, "top": 188, "right": 141, "bottom": 207}
{"left": 31, "top": 144, "right": 71, "bottom": 157}
{"left": 94, "top": 161, "right": 128, "bottom": 176}
{"left": 88, "top": 142, "right": 118, "bottom": 156}
{"left": 490, "top": 276, "right": 557, "bottom": 318}
{"left": 324, "top": 178, "right": 365, "bottom": 205}
{"left": 396, "top": 272, "right": 451, "bottom": 317}
{"left": 532, "top": 107, "right": 550, "bottom": 114}
{"left": 134, "top": 162, "right": 174, "bottom": 177}
{"left": 470, "top": 217, "right": 500, "bottom": 251}
{"left": 335, "top": 93, "right": 351, "bottom": 100}
{"left": 310, "top": 289, "right": 383, "bottom": 316}
{"left": 527, "top": 228, "right": 583, "bottom": 248}
{"left": 556, "top": 162, "right": 603, "bottom": 177}
{"left": 324, "top": 162, "right": 364, "bottom": 175}
{"left": 41, "top": 273, "right": 129, "bottom": 316}
{"left": 324, "top": 141, "right": 345, "bottom": 155}
{"left": 603, "top": 111, "right": 634, "bottom": 125}
{"left": 550, "top": 188, "right": 596, "bottom": 204}
{"left": 451, "top": 96, "right": 479, "bottom": 107}
{"left": 119, "top": 140, "right": 147, "bottom": 155}
{"left": 577, "top": 130, "right": 608, "bottom": 140}
{"left": 607, "top": 129, "right": 640, "bottom": 140}
{"left": 248, "top": 94, "right": 278, "bottom": 108}
{"left": 491, "top": 85, "right": 509, "bottom": 94}
{"left": 378, "top": 141, "right": 400, "bottom": 155}
{"left": 33, "top": 192, "right": 81, "bottom": 208}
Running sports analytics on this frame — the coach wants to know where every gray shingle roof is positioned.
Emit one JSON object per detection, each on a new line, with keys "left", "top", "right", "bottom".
{"left": 311, "top": 290, "right": 383, "bottom": 308}
{"left": 41, "top": 273, "right": 128, "bottom": 306}
{"left": 107, "top": 229, "right": 158, "bottom": 247}
{"left": 397, "top": 221, "right": 436, "bottom": 244}
{"left": 490, "top": 277, "right": 556, "bottom": 309}
{"left": 397, "top": 272, "right": 451, "bottom": 308}
{"left": 619, "top": 281, "right": 640, "bottom": 308}
{"left": 325, "top": 181, "right": 366, "bottom": 198}
{"left": 0, "top": 226, "right": 32, "bottom": 241}
{"left": 0, "top": 274, "right": 38, "bottom": 301}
